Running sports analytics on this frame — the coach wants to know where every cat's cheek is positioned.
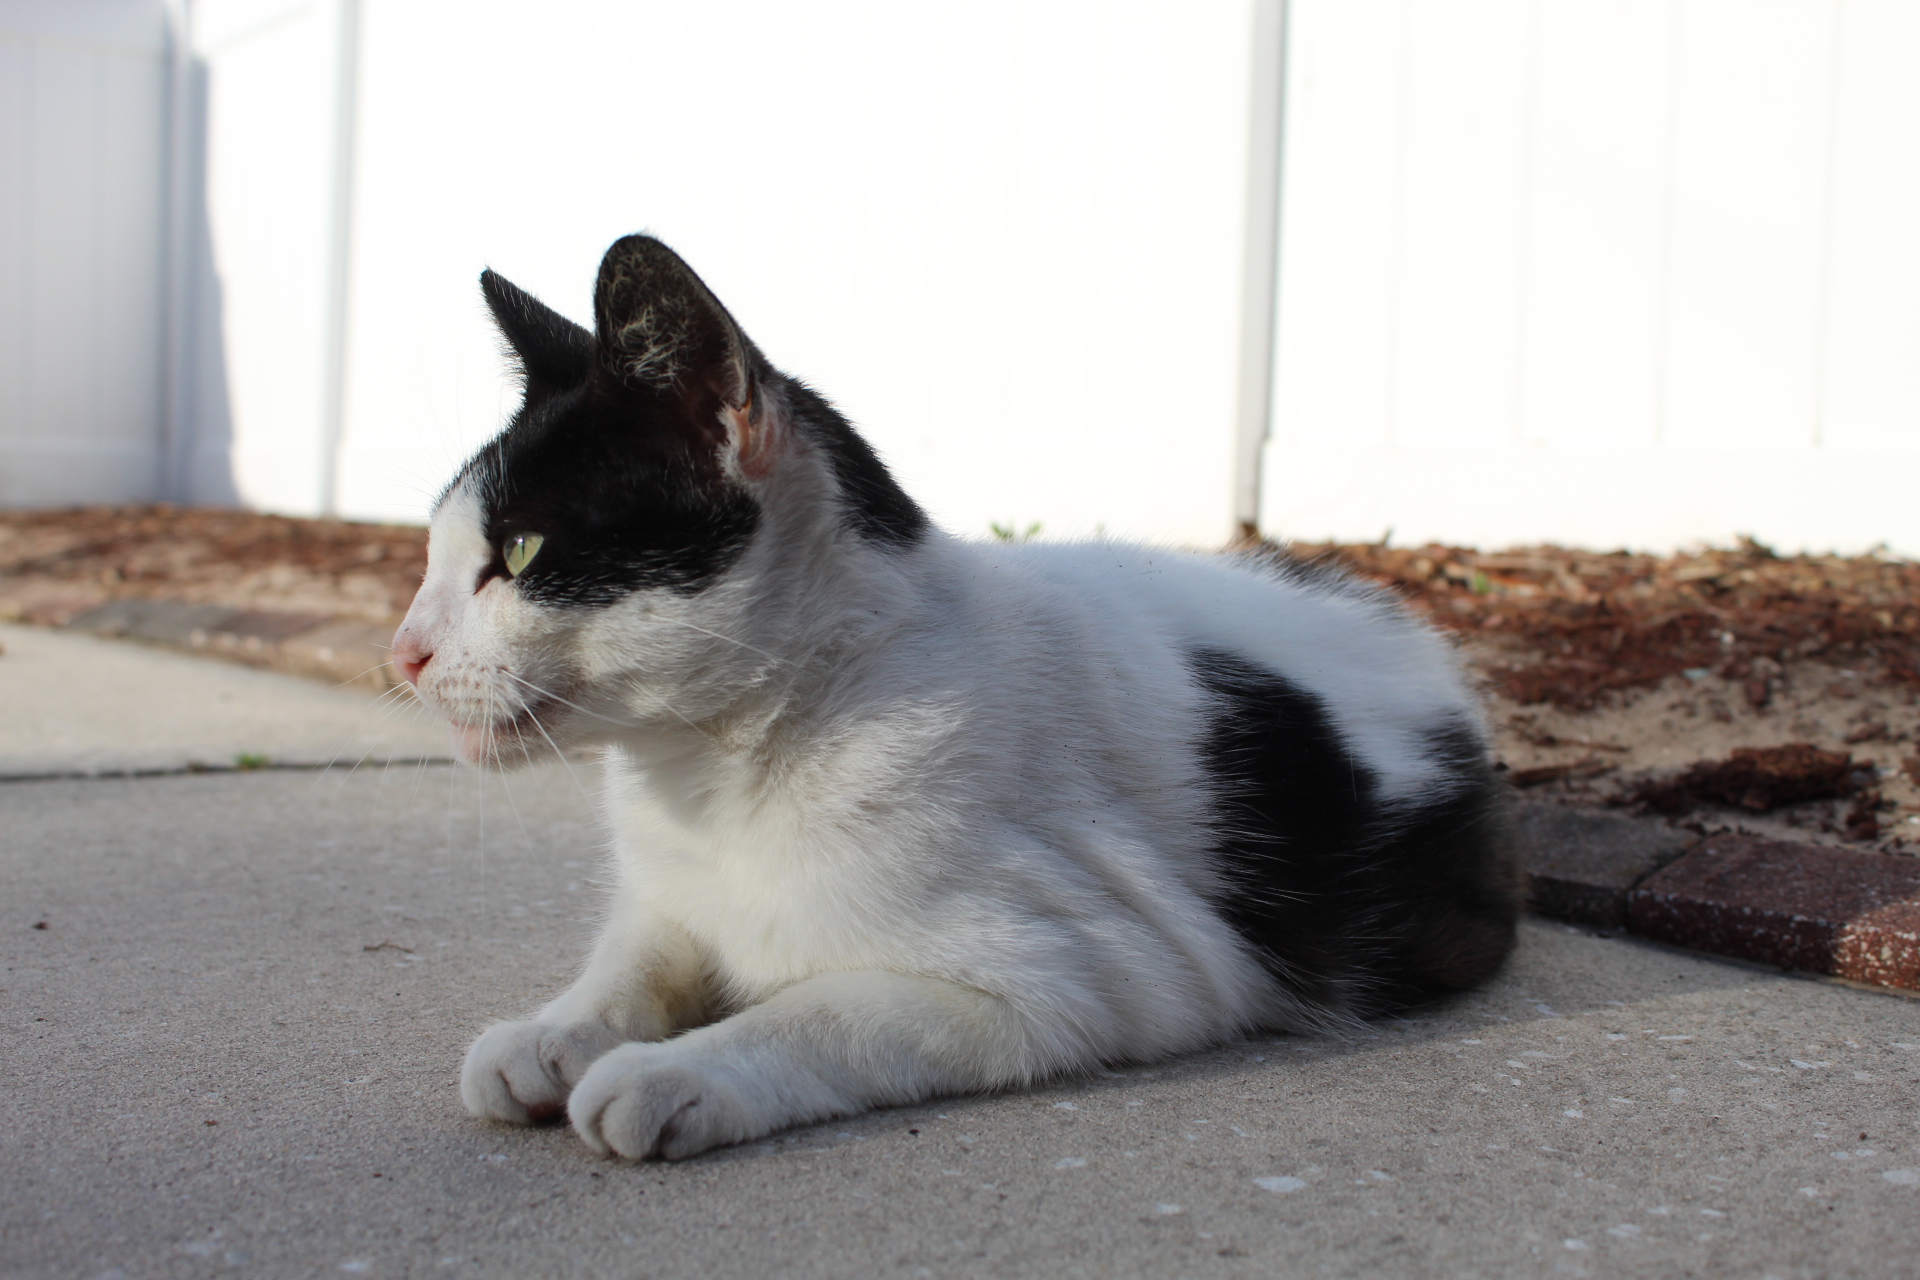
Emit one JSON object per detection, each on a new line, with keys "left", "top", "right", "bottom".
{"left": 567, "top": 1044, "right": 758, "bottom": 1161}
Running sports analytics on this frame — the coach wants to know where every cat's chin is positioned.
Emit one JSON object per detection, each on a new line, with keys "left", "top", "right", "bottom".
{"left": 446, "top": 710, "right": 566, "bottom": 770}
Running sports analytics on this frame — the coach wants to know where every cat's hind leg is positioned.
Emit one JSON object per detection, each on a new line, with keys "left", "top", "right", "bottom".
{"left": 461, "top": 908, "right": 710, "bottom": 1125}
{"left": 566, "top": 970, "right": 1048, "bottom": 1159}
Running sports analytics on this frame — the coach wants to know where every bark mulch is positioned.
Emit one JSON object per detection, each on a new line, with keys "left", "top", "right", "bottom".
{"left": 1282, "top": 537, "right": 1920, "bottom": 712}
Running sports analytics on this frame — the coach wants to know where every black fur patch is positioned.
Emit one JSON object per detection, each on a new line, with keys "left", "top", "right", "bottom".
{"left": 785, "top": 380, "right": 928, "bottom": 547}
{"left": 453, "top": 244, "right": 922, "bottom": 603}
{"left": 1188, "top": 648, "right": 1519, "bottom": 1018}
{"left": 455, "top": 380, "right": 759, "bottom": 608}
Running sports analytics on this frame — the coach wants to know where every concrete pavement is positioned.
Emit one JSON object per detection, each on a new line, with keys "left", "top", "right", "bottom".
{"left": 3, "top": 627, "right": 1919, "bottom": 1279}
{"left": 0, "top": 623, "right": 449, "bottom": 778}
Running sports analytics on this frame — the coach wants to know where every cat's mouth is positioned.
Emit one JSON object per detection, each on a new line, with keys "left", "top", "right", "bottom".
{"left": 445, "top": 697, "right": 568, "bottom": 767}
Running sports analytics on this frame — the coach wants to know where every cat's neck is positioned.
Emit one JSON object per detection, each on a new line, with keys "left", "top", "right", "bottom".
{"left": 601, "top": 517, "right": 951, "bottom": 771}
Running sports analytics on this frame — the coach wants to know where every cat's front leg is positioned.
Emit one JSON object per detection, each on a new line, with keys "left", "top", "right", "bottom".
{"left": 567, "top": 970, "right": 1047, "bottom": 1160}
{"left": 461, "top": 909, "right": 709, "bottom": 1125}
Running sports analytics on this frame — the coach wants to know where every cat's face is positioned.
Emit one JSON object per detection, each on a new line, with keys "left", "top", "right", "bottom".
{"left": 393, "top": 238, "right": 803, "bottom": 766}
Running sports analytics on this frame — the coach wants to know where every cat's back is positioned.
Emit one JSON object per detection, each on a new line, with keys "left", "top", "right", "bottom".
{"left": 925, "top": 541, "right": 1482, "bottom": 809}
{"left": 960, "top": 540, "right": 1481, "bottom": 783}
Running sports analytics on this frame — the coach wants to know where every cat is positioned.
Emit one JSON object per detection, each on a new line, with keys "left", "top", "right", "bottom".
{"left": 392, "top": 235, "right": 1520, "bottom": 1161}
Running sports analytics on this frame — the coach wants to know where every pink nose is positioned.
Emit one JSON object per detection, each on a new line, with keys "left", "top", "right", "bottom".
{"left": 391, "top": 627, "right": 432, "bottom": 686}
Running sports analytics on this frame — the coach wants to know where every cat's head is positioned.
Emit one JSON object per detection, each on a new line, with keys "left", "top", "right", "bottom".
{"left": 393, "top": 235, "right": 926, "bottom": 766}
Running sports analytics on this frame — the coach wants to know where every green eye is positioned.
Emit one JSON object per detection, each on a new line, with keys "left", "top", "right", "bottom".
{"left": 503, "top": 532, "right": 544, "bottom": 577}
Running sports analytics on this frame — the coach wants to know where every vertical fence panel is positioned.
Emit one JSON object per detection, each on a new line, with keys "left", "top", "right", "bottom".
{"left": 328, "top": 0, "right": 1257, "bottom": 546}
{"left": 191, "top": 0, "right": 345, "bottom": 514}
{"left": 1517, "top": 0, "right": 1671, "bottom": 450}
{"left": 1820, "top": 0, "right": 1920, "bottom": 452}
{"left": 1269, "top": 0, "right": 1406, "bottom": 455}
{"left": 1266, "top": 0, "right": 1920, "bottom": 555}
{"left": 1388, "top": 0, "right": 1531, "bottom": 450}
{"left": 0, "top": 2, "right": 168, "bottom": 506}
{"left": 1660, "top": 0, "right": 1833, "bottom": 451}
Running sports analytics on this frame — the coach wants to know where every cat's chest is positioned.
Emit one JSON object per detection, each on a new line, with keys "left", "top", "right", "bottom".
{"left": 599, "top": 715, "right": 974, "bottom": 987}
{"left": 608, "top": 795, "right": 926, "bottom": 992}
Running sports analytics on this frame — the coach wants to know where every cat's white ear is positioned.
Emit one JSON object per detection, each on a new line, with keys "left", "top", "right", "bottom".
{"left": 591, "top": 235, "right": 782, "bottom": 474}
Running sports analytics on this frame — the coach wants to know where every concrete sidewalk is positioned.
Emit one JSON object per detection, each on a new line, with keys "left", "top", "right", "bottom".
{"left": 3, "top": 631, "right": 1918, "bottom": 1279}
{"left": 0, "top": 623, "right": 449, "bottom": 778}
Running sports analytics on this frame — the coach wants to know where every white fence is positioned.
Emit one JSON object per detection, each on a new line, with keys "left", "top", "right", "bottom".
{"left": 140, "top": 0, "right": 1269, "bottom": 548}
{"left": 3, "top": 1, "right": 1917, "bottom": 554}
{"left": 1266, "top": 0, "right": 1920, "bottom": 553}
{"left": 0, "top": 0, "right": 170, "bottom": 507}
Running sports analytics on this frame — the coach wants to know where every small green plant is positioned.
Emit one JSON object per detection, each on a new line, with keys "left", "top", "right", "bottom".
{"left": 990, "top": 520, "right": 1043, "bottom": 544}
{"left": 234, "top": 752, "right": 269, "bottom": 771}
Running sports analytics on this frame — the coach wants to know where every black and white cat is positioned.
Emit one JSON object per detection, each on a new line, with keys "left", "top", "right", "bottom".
{"left": 393, "top": 236, "right": 1520, "bottom": 1161}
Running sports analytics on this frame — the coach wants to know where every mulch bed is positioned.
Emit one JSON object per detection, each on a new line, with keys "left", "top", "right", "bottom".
{"left": 1619, "top": 743, "right": 1889, "bottom": 842}
{"left": 1283, "top": 538, "right": 1920, "bottom": 711}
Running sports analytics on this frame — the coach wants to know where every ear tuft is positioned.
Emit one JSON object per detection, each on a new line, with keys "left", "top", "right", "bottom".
{"left": 481, "top": 270, "right": 593, "bottom": 391}
{"left": 593, "top": 236, "right": 752, "bottom": 410}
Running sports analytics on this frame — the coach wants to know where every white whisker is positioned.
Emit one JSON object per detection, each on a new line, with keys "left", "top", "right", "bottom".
{"left": 647, "top": 614, "right": 787, "bottom": 666}
{"left": 625, "top": 682, "right": 708, "bottom": 735}
{"left": 333, "top": 658, "right": 399, "bottom": 689}
{"left": 520, "top": 700, "right": 595, "bottom": 806}
{"left": 497, "top": 669, "right": 642, "bottom": 731}
{"left": 306, "top": 677, "right": 432, "bottom": 795}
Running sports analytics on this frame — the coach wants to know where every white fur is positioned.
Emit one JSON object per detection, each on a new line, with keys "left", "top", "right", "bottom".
{"left": 396, "top": 384, "right": 1485, "bottom": 1160}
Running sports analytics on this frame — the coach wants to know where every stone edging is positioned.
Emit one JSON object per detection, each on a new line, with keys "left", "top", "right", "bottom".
{"left": 1519, "top": 802, "right": 1920, "bottom": 994}
{"left": 59, "top": 599, "right": 400, "bottom": 692}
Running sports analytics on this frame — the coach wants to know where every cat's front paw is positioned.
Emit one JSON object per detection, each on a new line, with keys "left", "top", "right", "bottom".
{"left": 567, "top": 1043, "right": 757, "bottom": 1160}
{"left": 460, "top": 1020, "right": 620, "bottom": 1125}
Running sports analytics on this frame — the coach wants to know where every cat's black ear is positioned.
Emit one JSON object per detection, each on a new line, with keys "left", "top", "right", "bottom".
{"left": 591, "top": 236, "right": 783, "bottom": 474}
{"left": 591, "top": 235, "right": 757, "bottom": 414}
{"left": 481, "top": 269, "right": 594, "bottom": 392}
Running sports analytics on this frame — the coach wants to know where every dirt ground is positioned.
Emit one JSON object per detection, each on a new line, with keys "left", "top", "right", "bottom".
{"left": 4, "top": 505, "right": 1915, "bottom": 855}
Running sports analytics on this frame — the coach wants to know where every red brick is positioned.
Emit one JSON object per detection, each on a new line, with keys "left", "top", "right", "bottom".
{"left": 1627, "top": 834, "right": 1920, "bottom": 991}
